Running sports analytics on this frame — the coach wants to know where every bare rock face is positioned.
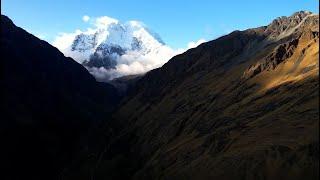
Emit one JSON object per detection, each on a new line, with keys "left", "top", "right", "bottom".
{"left": 83, "top": 44, "right": 126, "bottom": 69}
{"left": 243, "top": 13, "right": 319, "bottom": 80}
{"left": 71, "top": 33, "right": 98, "bottom": 52}
{"left": 265, "top": 11, "right": 313, "bottom": 39}
{"left": 243, "top": 38, "right": 299, "bottom": 79}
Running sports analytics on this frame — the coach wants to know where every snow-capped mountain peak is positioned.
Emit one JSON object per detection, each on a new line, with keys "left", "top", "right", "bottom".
{"left": 62, "top": 19, "right": 165, "bottom": 67}
{"left": 53, "top": 16, "right": 185, "bottom": 81}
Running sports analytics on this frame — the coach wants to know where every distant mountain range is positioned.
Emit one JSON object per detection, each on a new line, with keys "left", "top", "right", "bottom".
{"left": 2, "top": 10, "right": 319, "bottom": 180}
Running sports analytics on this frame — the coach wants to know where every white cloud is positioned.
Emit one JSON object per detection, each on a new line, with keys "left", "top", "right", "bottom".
{"left": 187, "top": 39, "right": 206, "bottom": 49}
{"left": 52, "top": 30, "right": 81, "bottom": 50}
{"left": 52, "top": 15, "right": 207, "bottom": 81}
{"left": 34, "top": 33, "right": 46, "bottom": 40}
{"left": 86, "top": 45, "right": 185, "bottom": 81}
{"left": 31, "top": 31, "right": 48, "bottom": 40}
{"left": 95, "top": 16, "right": 118, "bottom": 28}
{"left": 82, "top": 15, "right": 90, "bottom": 22}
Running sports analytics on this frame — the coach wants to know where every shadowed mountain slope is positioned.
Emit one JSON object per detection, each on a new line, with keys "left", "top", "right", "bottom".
{"left": 1, "top": 15, "right": 120, "bottom": 180}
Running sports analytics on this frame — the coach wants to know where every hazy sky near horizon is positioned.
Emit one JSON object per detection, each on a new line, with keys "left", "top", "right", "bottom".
{"left": 2, "top": 0, "right": 319, "bottom": 48}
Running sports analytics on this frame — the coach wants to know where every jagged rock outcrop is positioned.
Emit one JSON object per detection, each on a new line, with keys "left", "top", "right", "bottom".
{"left": 265, "top": 11, "right": 314, "bottom": 39}
{"left": 243, "top": 38, "right": 299, "bottom": 79}
{"left": 243, "top": 12, "right": 319, "bottom": 80}
{"left": 83, "top": 44, "right": 126, "bottom": 69}
{"left": 71, "top": 33, "right": 98, "bottom": 52}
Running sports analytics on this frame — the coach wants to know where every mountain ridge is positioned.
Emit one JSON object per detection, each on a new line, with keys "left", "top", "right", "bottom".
{"left": 1, "top": 14, "right": 120, "bottom": 180}
{"left": 90, "top": 11, "right": 319, "bottom": 180}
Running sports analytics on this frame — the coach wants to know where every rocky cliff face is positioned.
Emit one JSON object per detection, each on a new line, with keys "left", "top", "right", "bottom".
{"left": 80, "top": 11, "right": 319, "bottom": 180}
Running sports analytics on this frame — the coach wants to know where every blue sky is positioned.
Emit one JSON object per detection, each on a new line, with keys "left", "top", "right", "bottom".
{"left": 2, "top": 0, "right": 319, "bottom": 48}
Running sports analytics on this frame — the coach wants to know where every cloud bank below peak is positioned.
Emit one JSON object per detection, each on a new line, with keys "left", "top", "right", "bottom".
{"left": 52, "top": 15, "right": 206, "bottom": 81}
{"left": 82, "top": 15, "right": 90, "bottom": 22}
